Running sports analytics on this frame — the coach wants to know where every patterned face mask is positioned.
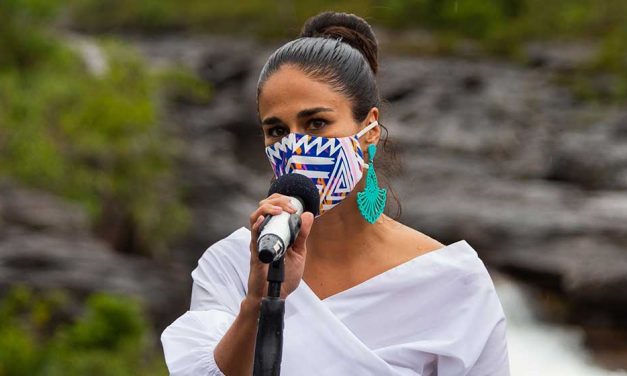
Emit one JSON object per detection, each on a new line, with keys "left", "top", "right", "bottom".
{"left": 265, "top": 120, "right": 379, "bottom": 217}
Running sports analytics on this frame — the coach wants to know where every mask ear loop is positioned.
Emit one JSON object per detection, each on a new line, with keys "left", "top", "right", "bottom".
{"left": 356, "top": 120, "right": 379, "bottom": 138}
{"left": 356, "top": 120, "right": 379, "bottom": 169}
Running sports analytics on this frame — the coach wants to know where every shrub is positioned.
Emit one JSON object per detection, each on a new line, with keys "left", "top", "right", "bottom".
{"left": 0, "top": 0, "right": 200, "bottom": 255}
{"left": 0, "top": 286, "right": 167, "bottom": 376}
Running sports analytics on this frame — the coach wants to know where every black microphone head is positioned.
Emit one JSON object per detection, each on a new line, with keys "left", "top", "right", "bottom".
{"left": 268, "top": 173, "right": 320, "bottom": 216}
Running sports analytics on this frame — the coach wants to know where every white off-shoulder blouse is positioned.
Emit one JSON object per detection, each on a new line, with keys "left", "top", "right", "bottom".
{"left": 161, "top": 227, "right": 511, "bottom": 375}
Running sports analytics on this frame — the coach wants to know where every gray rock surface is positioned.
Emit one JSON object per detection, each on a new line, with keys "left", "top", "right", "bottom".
{"left": 0, "top": 180, "right": 189, "bottom": 331}
{"left": 131, "top": 35, "right": 627, "bottom": 351}
{"left": 3, "top": 33, "right": 625, "bottom": 364}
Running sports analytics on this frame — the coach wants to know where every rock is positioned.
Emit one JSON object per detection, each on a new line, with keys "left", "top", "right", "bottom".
{"left": 121, "top": 34, "right": 627, "bottom": 364}
{"left": 523, "top": 41, "right": 598, "bottom": 71}
{"left": 126, "top": 35, "right": 272, "bottom": 268}
{"left": 129, "top": 33, "right": 627, "bottom": 303}
{"left": 0, "top": 179, "right": 89, "bottom": 235}
{"left": 64, "top": 33, "right": 109, "bottom": 77}
{"left": 546, "top": 110, "right": 627, "bottom": 190}
{"left": 0, "top": 180, "right": 189, "bottom": 331}
{"left": 5, "top": 29, "right": 626, "bottom": 367}
{"left": 377, "top": 56, "right": 575, "bottom": 182}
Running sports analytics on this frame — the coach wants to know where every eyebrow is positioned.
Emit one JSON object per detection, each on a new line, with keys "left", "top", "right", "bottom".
{"left": 261, "top": 107, "right": 334, "bottom": 126}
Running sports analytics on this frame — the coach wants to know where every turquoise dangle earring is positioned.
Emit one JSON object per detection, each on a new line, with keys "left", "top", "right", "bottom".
{"left": 357, "top": 144, "right": 387, "bottom": 224}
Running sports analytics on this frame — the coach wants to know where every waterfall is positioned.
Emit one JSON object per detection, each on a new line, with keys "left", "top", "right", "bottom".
{"left": 496, "top": 278, "right": 626, "bottom": 375}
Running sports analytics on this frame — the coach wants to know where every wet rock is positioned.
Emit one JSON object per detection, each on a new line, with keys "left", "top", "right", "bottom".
{"left": 0, "top": 180, "right": 189, "bottom": 331}
{"left": 546, "top": 111, "right": 627, "bottom": 190}
{"left": 6, "top": 31, "right": 625, "bottom": 365}
{"left": 128, "top": 35, "right": 627, "bottom": 306}
{"left": 524, "top": 41, "right": 598, "bottom": 71}
{"left": 128, "top": 35, "right": 627, "bottom": 363}
{"left": 0, "top": 179, "right": 89, "bottom": 235}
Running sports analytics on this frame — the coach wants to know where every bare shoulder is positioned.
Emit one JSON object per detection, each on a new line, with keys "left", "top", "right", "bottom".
{"left": 381, "top": 215, "right": 445, "bottom": 257}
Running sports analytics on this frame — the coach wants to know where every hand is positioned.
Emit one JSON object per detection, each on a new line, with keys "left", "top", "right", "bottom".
{"left": 247, "top": 193, "right": 315, "bottom": 302}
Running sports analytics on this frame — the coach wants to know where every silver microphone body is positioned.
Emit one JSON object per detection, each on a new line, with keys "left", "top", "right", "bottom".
{"left": 257, "top": 197, "right": 304, "bottom": 263}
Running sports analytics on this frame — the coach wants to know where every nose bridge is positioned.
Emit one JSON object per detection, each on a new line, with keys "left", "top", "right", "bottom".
{"left": 287, "top": 121, "right": 305, "bottom": 135}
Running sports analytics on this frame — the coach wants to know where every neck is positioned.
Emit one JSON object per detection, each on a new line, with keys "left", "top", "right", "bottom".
{"left": 306, "top": 180, "right": 390, "bottom": 264}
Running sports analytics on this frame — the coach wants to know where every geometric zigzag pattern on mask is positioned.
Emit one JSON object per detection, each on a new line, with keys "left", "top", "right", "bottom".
{"left": 265, "top": 132, "right": 367, "bottom": 215}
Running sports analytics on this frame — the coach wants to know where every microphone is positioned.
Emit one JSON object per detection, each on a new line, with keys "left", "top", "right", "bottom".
{"left": 257, "top": 173, "right": 320, "bottom": 263}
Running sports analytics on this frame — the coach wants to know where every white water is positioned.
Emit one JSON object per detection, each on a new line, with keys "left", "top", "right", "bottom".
{"left": 496, "top": 278, "right": 626, "bottom": 375}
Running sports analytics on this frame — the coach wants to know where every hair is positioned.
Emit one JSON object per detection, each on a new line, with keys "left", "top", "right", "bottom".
{"left": 257, "top": 11, "right": 402, "bottom": 219}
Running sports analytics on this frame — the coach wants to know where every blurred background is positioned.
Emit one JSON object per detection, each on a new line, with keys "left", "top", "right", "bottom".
{"left": 1, "top": 0, "right": 626, "bottom": 374}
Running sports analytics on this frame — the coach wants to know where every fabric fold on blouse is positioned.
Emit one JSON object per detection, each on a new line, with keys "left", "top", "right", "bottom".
{"left": 161, "top": 226, "right": 510, "bottom": 375}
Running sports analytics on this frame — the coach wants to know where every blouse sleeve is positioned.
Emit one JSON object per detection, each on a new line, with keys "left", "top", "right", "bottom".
{"left": 466, "top": 271, "right": 511, "bottom": 376}
{"left": 467, "top": 314, "right": 511, "bottom": 375}
{"left": 436, "top": 263, "right": 511, "bottom": 376}
{"left": 161, "top": 229, "right": 249, "bottom": 376}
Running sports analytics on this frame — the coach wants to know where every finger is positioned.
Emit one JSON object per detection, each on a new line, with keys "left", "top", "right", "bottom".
{"left": 249, "top": 204, "right": 283, "bottom": 226}
{"left": 259, "top": 193, "right": 283, "bottom": 204}
{"left": 251, "top": 215, "right": 264, "bottom": 238}
{"left": 290, "top": 212, "right": 314, "bottom": 257}
{"left": 250, "top": 215, "right": 265, "bottom": 263}
{"left": 258, "top": 197, "right": 297, "bottom": 213}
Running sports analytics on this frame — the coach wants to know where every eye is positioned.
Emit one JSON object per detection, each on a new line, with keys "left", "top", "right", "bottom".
{"left": 308, "top": 118, "right": 328, "bottom": 130}
{"left": 266, "top": 126, "right": 287, "bottom": 138}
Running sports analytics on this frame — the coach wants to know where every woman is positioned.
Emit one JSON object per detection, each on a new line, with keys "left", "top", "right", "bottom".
{"left": 161, "top": 11, "right": 510, "bottom": 376}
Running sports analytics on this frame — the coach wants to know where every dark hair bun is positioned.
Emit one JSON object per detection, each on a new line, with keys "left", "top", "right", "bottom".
{"left": 300, "top": 12, "right": 378, "bottom": 74}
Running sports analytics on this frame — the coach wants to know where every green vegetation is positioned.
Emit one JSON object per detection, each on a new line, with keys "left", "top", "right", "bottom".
{"left": 0, "top": 0, "right": 219, "bottom": 255}
{"left": 67, "top": 0, "right": 627, "bottom": 102}
{"left": 1, "top": 0, "right": 623, "bottom": 241}
{"left": 157, "top": 66, "right": 214, "bottom": 105}
{"left": 0, "top": 286, "right": 167, "bottom": 376}
{"left": 67, "top": 0, "right": 371, "bottom": 36}
{"left": 2, "top": 1, "right": 624, "bottom": 257}
{"left": 66, "top": 0, "right": 627, "bottom": 48}
{"left": 1, "top": 1, "right": 623, "bottom": 374}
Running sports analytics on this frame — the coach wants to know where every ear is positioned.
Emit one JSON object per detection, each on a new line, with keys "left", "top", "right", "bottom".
{"left": 361, "top": 107, "right": 380, "bottom": 145}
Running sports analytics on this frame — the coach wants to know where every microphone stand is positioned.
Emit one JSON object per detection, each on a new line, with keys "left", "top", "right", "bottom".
{"left": 253, "top": 255, "right": 285, "bottom": 376}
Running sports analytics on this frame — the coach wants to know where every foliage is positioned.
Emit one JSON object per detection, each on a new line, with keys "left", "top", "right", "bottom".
{"left": 2, "top": 0, "right": 625, "bottom": 259}
{"left": 0, "top": 286, "right": 167, "bottom": 376}
{"left": 66, "top": 0, "right": 627, "bottom": 102}
{"left": 0, "top": 0, "right": 201, "bottom": 255}
{"left": 67, "top": 0, "right": 371, "bottom": 37}
{"left": 65, "top": 0, "right": 627, "bottom": 46}
{"left": 0, "top": 0, "right": 63, "bottom": 69}
{"left": 157, "top": 66, "right": 213, "bottom": 105}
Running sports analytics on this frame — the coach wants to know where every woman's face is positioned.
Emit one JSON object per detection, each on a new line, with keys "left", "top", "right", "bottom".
{"left": 258, "top": 64, "right": 378, "bottom": 148}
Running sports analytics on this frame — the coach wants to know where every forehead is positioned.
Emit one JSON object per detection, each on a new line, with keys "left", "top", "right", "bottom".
{"left": 258, "top": 65, "right": 352, "bottom": 119}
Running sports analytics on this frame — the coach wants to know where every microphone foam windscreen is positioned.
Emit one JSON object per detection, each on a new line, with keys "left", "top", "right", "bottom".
{"left": 268, "top": 173, "right": 320, "bottom": 216}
